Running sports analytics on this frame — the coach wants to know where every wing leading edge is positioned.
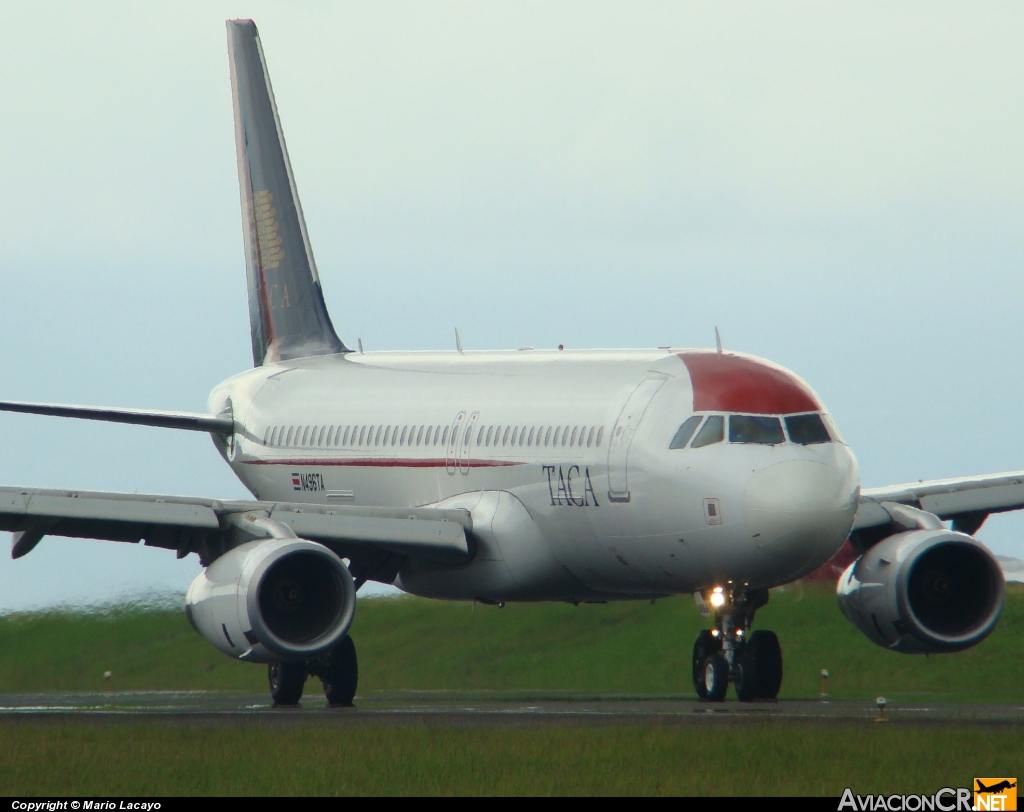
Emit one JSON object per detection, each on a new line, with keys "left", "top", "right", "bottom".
{"left": 0, "top": 486, "right": 472, "bottom": 576}
{"left": 855, "top": 470, "right": 1024, "bottom": 536}
{"left": 0, "top": 400, "right": 233, "bottom": 434}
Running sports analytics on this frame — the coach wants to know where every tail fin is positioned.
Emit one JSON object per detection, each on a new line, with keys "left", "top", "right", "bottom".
{"left": 227, "top": 19, "right": 347, "bottom": 365}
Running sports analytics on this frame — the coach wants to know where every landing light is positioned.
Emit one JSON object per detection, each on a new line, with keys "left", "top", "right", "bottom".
{"left": 710, "top": 589, "right": 726, "bottom": 608}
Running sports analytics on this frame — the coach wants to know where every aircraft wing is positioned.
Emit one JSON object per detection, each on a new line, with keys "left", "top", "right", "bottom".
{"left": 0, "top": 400, "right": 233, "bottom": 434}
{"left": 854, "top": 470, "right": 1024, "bottom": 535}
{"left": 0, "top": 486, "right": 472, "bottom": 574}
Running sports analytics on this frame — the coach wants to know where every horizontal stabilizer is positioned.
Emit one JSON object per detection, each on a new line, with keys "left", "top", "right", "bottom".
{"left": 0, "top": 400, "right": 233, "bottom": 434}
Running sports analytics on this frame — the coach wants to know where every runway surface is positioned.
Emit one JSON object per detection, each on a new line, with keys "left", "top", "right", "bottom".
{"left": 0, "top": 691, "right": 1021, "bottom": 725}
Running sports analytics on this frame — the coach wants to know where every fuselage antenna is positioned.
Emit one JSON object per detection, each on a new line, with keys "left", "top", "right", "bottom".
{"left": 455, "top": 327, "right": 464, "bottom": 354}
{"left": 715, "top": 327, "right": 723, "bottom": 354}
{"left": 358, "top": 338, "right": 364, "bottom": 353}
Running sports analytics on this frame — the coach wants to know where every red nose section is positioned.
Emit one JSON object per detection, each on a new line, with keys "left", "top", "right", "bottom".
{"left": 679, "top": 351, "right": 821, "bottom": 415}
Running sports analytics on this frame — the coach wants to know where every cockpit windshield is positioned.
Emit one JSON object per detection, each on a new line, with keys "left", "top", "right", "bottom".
{"left": 785, "top": 413, "right": 831, "bottom": 445}
{"left": 690, "top": 415, "right": 724, "bottom": 448}
{"left": 669, "top": 411, "right": 835, "bottom": 449}
{"left": 669, "top": 415, "right": 702, "bottom": 449}
{"left": 729, "top": 415, "right": 784, "bottom": 445}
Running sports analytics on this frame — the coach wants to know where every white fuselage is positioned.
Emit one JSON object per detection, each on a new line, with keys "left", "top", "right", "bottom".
{"left": 209, "top": 348, "right": 860, "bottom": 603}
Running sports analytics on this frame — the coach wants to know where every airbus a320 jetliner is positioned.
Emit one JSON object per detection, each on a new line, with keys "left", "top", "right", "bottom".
{"left": 1, "top": 20, "right": 1018, "bottom": 705}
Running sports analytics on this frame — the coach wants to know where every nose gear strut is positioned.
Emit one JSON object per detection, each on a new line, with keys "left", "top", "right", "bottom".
{"left": 692, "top": 585, "right": 782, "bottom": 702}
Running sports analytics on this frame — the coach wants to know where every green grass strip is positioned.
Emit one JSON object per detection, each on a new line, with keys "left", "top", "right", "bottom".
{"left": 0, "top": 583, "right": 1021, "bottom": 701}
{"left": 0, "top": 721, "right": 1019, "bottom": 796}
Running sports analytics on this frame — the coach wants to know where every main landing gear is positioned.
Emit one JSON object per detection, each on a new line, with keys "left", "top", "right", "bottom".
{"left": 692, "top": 586, "right": 782, "bottom": 702}
{"left": 268, "top": 635, "right": 359, "bottom": 708}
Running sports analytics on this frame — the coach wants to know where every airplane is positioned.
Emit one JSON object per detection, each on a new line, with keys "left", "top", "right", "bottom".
{"left": 0, "top": 18, "right": 1018, "bottom": 706}
{"left": 976, "top": 781, "right": 1016, "bottom": 795}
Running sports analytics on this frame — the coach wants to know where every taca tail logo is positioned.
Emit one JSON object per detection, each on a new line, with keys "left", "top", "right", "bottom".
{"left": 974, "top": 779, "right": 1017, "bottom": 811}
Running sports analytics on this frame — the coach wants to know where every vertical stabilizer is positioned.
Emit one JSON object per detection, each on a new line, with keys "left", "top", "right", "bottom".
{"left": 227, "top": 19, "right": 347, "bottom": 365}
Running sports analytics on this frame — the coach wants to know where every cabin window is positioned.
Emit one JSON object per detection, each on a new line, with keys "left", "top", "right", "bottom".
{"left": 484, "top": 426, "right": 493, "bottom": 446}
{"left": 375, "top": 426, "right": 383, "bottom": 445}
{"left": 397, "top": 426, "right": 406, "bottom": 445}
{"left": 587, "top": 426, "right": 595, "bottom": 447}
{"left": 477, "top": 426, "right": 486, "bottom": 445}
{"left": 785, "top": 413, "right": 831, "bottom": 445}
{"left": 341, "top": 426, "right": 350, "bottom": 446}
{"left": 424, "top": 426, "right": 432, "bottom": 446}
{"left": 503, "top": 426, "right": 511, "bottom": 446}
{"left": 414, "top": 425, "right": 422, "bottom": 445}
{"left": 510, "top": 427, "right": 519, "bottom": 446}
{"left": 544, "top": 426, "right": 552, "bottom": 446}
{"left": 268, "top": 427, "right": 277, "bottom": 446}
{"left": 325, "top": 426, "right": 334, "bottom": 446}
{"left": 553, "top": 427, "right": 561, "bottom": 446}
{"left": 596, "top": 427, "right": 604, "bottom": 447}
{"left": 318, "top": 426, "right": 327, "bottom": 446}
{"left": 570, "top": 426, "right": 578, "bottom": 446}
{"left": 527, "top": 427, "right": 535, "bottom": 446}
{"left": 563, "top": 425, "right": 571, "bottom": 446}
{"left": 691, "top": 416, "right": 724, "bottom": 448}
{"left": 669, "top": 415, "right": 703, "bottom": 450}
{"left": 441, "top": 426, "right": 449, "bottom": 446}
{"left": 355, "top": 426, "right": 363, "bottom": 445}
{"left": 729, "top": 415, "right": 784, "bottom": 445}
{"left": 286, "top": 426, "right": 295, "bottom": 446}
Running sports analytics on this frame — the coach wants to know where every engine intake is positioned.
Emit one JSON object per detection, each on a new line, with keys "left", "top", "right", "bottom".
{"left": 186, "top": 538, "right": 355, "bottom": 663}
{"left": 837, "top": 529, "right": 1004, "bottom": 654}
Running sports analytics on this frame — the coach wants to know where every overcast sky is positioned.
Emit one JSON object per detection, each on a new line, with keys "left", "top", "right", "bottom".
{"left": 0, "top": 2, "right": 1021, "bottom": 611}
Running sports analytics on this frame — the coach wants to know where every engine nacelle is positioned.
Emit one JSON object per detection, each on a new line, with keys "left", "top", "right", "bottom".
{"left": 185, "top": 538, "right": 355, "bottom": 664}
{"left": 837, "top": 529, "right": 1004, "bottom": 654}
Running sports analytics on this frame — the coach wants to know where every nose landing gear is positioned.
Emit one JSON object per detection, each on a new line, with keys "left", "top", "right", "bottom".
{"left": 691, "top": 586, "right": 782, "bottom": 702}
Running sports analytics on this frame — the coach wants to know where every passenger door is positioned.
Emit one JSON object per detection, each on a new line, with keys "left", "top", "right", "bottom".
{"left": 460, "top": 411, "right": 479, "bottom": 474}
{"left": 606, "top": 375, "right": 667, "bottom": 502}
{"left": 445, "top": 411, "right": 465, "bottom": 475}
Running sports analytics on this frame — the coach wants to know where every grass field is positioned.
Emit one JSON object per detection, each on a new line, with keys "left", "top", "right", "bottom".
{"left": 1, "top": 582, "right": 1021, "bottom": 702}
{"left": 1, "top": 585, "right": 1022, "bottom": 796}
{"left": 1, "top": 721, "right": 1021, "bottom": 796}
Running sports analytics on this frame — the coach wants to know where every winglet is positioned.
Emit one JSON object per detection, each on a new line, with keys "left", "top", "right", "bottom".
{"left": 227, "top": 19, "right": 347, "bottom": 365}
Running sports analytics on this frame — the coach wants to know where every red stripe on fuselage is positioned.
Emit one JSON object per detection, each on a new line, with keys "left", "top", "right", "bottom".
{"left": 678, "top": 351, "right": 821, "bottom": 415}
{"left": 243, "top": 458, "right": 526, "bottom": 468}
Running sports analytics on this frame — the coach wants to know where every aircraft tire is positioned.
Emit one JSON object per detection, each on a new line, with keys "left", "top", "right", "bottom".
{"left": 691, "top": 630, "right": 720, "bottom": 699}
{"left": 322, "top": 635, "right": 358, "bottom": 707}
{"left": 749, "top": 630, "right": 783, "bottom": 699}
{"left": 703, "top": 652, "right": 729, "bottom": 702}
{"left": 733, "top": 651, "right": 759, "bottom": 702}
{"left": 268, "top": 661, "right": 306, "bottom": 706}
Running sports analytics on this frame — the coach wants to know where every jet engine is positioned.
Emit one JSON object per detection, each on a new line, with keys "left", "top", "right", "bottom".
{"left": 185, "top": 537, "right": 355, "bottom": 663}
{"left": 837, "top": 529, "right": 1004, "bottom": 653}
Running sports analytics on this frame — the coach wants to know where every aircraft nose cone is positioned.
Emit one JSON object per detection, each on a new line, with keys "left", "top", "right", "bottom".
{"left": 744, "top": 459, "right": 857, "bottom": 579}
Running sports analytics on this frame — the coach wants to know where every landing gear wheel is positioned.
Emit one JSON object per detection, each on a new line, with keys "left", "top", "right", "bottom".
{"left": 733, "top": 651, "right": 759, "bottom": 702}
{"left": 322, "top": 636, "right": 358, "bottom": 707}
{"left": 703, "top": 652, "right": 729, "bottom": 702}
{"left": 692, "top": 630, "right": 721, "bottom": 699}
{"left": 268, "top": 661, "right": 306, "bottom": 706}
{"left": 749, "top": 630, "right": 783, "bottom": 699}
